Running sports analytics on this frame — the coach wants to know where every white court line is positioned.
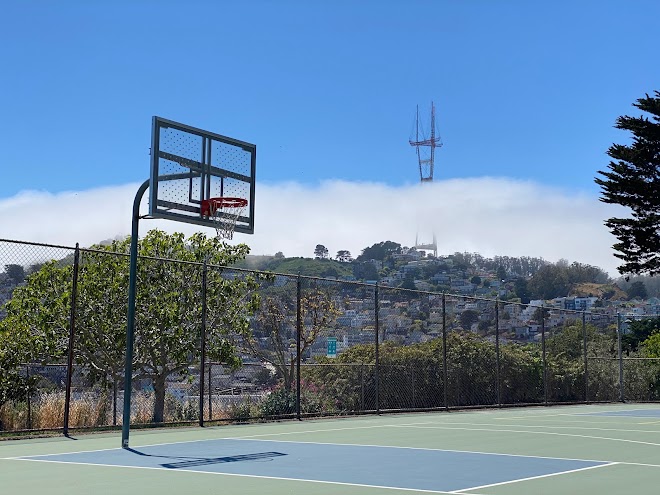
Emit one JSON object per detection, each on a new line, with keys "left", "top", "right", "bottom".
{"left": 492, "top": 412, "right": 579, "bottom": 420}
{"left": 391, "top": 424, "right": 660, "bottom": 448}
{"left": 10, "top": 421, "right": 660, "bottom": 467}
{"left": 413, "top": 421, "right": 660, "bottom": 435}
{"left": 493, "top": 408, "right": 660, "bottom": 421}
{"left": 450, "top": 463, "right": 618, "bottom": 493}
{"left": 8, "top": 435, "right": 606, "bottom": 465}
{"left": 226, "top": 437, "right": 616, "bottom": 465}
{"left": 5, "top": 423, "right": 395, "bottom": 460}
{"left": 498, "top": 417, "right": 660, "bottom": 426}
{"left": 2, "top": 457, "right": 457, "bottom": 494}
{"left": 7, "top": 435, "right": 660, "bottom": 492}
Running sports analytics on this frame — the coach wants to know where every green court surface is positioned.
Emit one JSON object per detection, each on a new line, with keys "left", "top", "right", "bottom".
{"left": 2, "top": 404, "right": 659, "bottom": 494}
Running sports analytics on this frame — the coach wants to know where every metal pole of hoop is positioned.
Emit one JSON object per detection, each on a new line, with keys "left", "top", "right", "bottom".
{"left": 122, "top": 179, "right": 150, "bottom": 449}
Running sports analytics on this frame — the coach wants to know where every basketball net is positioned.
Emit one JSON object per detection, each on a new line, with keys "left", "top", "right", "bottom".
{"left": 202, "top": 197, "right": 247, "bottom": 240}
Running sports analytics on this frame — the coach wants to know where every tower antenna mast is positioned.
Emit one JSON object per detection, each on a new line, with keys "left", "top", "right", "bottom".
{"left": 409, "top": 102, "right": 442, "bottom": 256}
{"left": 409, "top": 102, "right": 442, "bottom": 182}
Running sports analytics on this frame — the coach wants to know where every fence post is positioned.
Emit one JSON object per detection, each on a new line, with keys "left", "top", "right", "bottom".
{"left": 198, "top": 260, "right": 207, "bottom": 427}
{"left": 375, "top": 282, "right": 380, "bottom": 415}
{"left": 442, "top": 293, "right": 448, "bottom": 410}
{"left": 208, "top": 363, "right": 212, "bottom": 420}
{"left": 582, "top": 311, "right": 588, "bottom": 402}
{"left": 26, "top": 364, "right": 32, "bottom": 430}
{"left": 296, "top": 275, "right": 302, "bottom": 420}
{"left": 410, "top": 363, "right": 415, "bottom": 408}
{"left": 495, "top": 298, "right": 501, "bottom": 407}
{"left": 63, "top": 243, "right": 80, "bottom": 436}
{"left": 541, "top": 305, "right": 547, "bottom": 405}
{"left": 113, "top": 378, "right": 118, "bottom": 426}
{"left": 617, "top": 313, "right": 625, "bottom": 402}
{"left": 360, "top": 363, "right": 365, "bottom": 412}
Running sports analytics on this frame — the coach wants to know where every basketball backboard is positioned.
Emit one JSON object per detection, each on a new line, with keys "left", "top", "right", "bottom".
{"left": 149, "top": 117, "right": 256, "bottom": 234}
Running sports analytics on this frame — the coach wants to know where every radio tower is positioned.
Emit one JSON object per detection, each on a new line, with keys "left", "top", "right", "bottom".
{"left": 409, "top": 102, "right": 442, "bottom": 257}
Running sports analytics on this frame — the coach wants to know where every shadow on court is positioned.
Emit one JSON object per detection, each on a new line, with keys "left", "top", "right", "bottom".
{"left": 124, "top": 448, "right": 287, "bottom": 469}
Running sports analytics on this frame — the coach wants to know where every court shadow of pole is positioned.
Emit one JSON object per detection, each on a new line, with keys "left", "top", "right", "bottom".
{"left": 124, "top": 448, "right": 287, "bottom": 469}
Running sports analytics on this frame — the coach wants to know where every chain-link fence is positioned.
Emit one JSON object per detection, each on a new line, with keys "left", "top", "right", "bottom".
{"left": 2, "top": 237, "right": 659, "bottom": 434}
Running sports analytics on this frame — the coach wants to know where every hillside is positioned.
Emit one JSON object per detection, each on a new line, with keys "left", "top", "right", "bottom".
{"left": 570, "top": 283, "right": 627, "bottom": 300}
{"left": 234, "top": 256, "right": 354, "bottom": 279}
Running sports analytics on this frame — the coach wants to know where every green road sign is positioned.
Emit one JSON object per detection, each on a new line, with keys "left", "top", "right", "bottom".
{"left": 327, "top": 337, "right": 337, "bottom": 358}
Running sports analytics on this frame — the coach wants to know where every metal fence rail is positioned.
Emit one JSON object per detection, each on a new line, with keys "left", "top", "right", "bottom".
{"left": 1, "top": 237, "right": 659, "bottom": 434}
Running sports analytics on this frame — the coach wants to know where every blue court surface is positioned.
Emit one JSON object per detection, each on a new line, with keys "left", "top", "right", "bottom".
{"left": 578, "top": 408, "right": 660, "bottom": 418}
{"left": 18, "top": 438, "right": 608, "bottom": 492}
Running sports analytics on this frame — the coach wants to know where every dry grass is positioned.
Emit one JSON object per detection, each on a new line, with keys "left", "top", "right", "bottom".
{"left": 1, "top": 391, "right": 114, "bottom": 431}
{"left": 0, "top": 401, "right": 30, "bottom": 430}
{"left": 132, "top": 392, "right": 154, "bottom": 424}
{"left": 32, "top": 392, "right": 65, "bottom": 429}
{"left": 571, "top": 282, "right": 627, "bottom": 300}
{"left": 1, "top": 391, "right": 207, "bottom": 431}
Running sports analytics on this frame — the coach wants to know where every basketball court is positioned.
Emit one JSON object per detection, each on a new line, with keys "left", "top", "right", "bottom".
{"left": 3, "top": 404, "right": 660, "bottom": 494}
{"left": 4, "top": 118, "right": 658, "bottom": 494}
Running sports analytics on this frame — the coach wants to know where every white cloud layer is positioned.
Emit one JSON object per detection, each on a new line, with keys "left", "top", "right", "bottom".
{"left": 0, "top": 178, "right": 625, "bottom": 276}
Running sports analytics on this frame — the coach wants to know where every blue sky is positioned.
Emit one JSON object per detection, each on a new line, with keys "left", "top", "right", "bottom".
{"left": 1, "top": 1, "right": 658, "bottom": 275}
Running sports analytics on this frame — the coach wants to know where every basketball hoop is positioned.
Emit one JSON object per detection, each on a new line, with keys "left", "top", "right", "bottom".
{"left": 200, "top": 197, "right": 248, "bottom": 240}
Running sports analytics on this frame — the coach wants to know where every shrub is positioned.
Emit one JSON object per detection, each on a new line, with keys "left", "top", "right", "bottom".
{"left": 228, "top": 397, "right": 257, "bottom": 421}
{"left": 260, "top": 388, "right": 296, "bottom": 417}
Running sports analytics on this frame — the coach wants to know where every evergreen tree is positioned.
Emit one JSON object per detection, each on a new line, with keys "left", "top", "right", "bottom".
{"left": 314, "top": 244, "right": 329, "bottom": 259}
{"left": 595, "top": 91, "right": 660, "bottom": 275}
{"left": 627, "top": 280, "right": 648, "bottom": 300}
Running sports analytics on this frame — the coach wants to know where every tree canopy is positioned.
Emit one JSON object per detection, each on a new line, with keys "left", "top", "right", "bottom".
{"left": 245, "top": 288, "right": 341, "bottom": 391}
{"left": 596, "top": 91, "right": 660, "bottom": 276}
{"left": 4, "top": 264, "right": 25, "bottom": 284}
{"left": 356, "top": 241, "right": 401, "bottom": 262}
{"left": 314, "top": 244, "right": 329, "bottom": 260}
{"left": 0, "top": 230, "right": 261, "bottom": 422}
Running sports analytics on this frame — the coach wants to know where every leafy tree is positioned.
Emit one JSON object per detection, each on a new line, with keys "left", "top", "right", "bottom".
{"left": 622, "top": 317, "right": 660, "bottom": 353}
{"left": 352, "top": 261, "right": 379, "bottom": 281}
{"left": 459, "top": 309, "right": 479, "bottom": 330}
{"left": 496, "top": 265, "right": 507, "bottom": 281}
{"left": 1, "top": 260, "right": 73, "bottom": 362}
{"left": 595, "top": 91, "right": 660, "bottom": 275}
{"left": 244, "top": 288, "right": 341, "bottom": 392}
{"left": 643, "top": 333, "right": 660, "bottom": 358}
{"left": 0, "top": 230, "right": 261, "bottom": 423}
{"left": 565, "top": 262, "right": 610, "bottom": 284}
{"left": 492, "top": 255, "right": 546, "bottom": 278}
{"left": 470, "top": 275, "right": 482, "bottom": 286}
{"left": 27, "top": 263, "right": 44, "bottom": 274}
{"left": 336, "top": 250, "right": 353, "bottom": 263}
{"left": 4, "top": 264, "right": 25, "bottom": 284}
{"left": 532, "top": 306, "right": 550, "bottom": 324}
{"left": 528, "top": 265, "right": 570, "bottom": 300}
{"left": 477, "top": 320, "right": 491, "bottom": 333}
{"left": 314, "top": 244, "right": 329, "bottom": 260}
{"left": 514, "top": 278, "right": 531, "bottom": 304}
{"left": 627, "top": 280, "right": 648, "bottom": 300}
{"left": 399, "top": 274, "right": 417, "bottom": 291}
{"left": 0, "top": 327, "right": 36, "bottom": 407}
{"left": 320, "top": 266, "right": 340, "bottom": 278}
{"left": 616, "top": 275, "right": 660, "bottom": 299}
{"left": 357, "top": 241, "right": 401, "bottom": 262}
